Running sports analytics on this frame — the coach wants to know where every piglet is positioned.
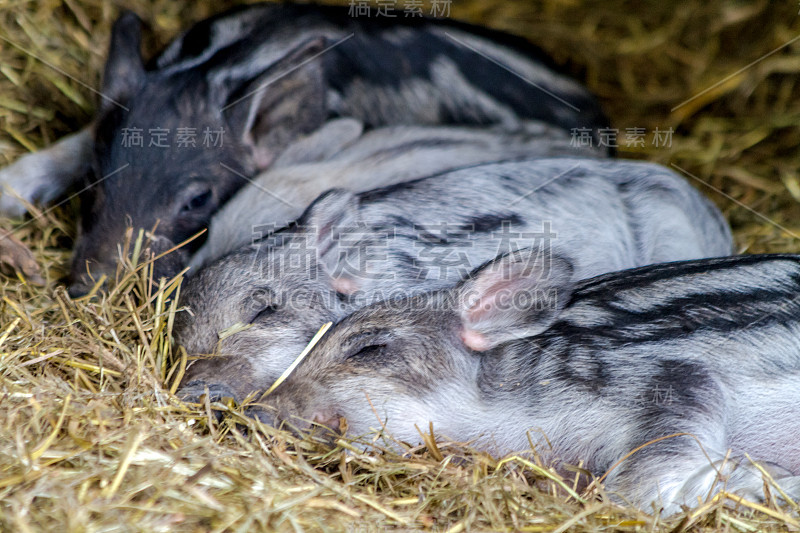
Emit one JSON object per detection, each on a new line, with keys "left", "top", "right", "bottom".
{"left": 176, "top": 158, "right": 733, "bottom": 403}
{"left": 189, "top": 119, "right": 603, "bottom": 266}
{"left": 261, "top": 250, "right": 800, "bottom": 514}
{"left": 0, "top": 3, "right": 608, "bottom": 295}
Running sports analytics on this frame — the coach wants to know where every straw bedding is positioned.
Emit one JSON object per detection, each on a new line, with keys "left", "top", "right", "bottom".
{"left": 1, "top": 1, "right": 799, "bottom": 530}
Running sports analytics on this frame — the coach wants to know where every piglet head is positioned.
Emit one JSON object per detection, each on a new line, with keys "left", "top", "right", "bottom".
{"left": 69, "top": 11, "right": 329, "bottom": 296}
{"left": 174, "top": 228, "right": 360, "bottom": 404}
{"left": 261, "top": 248, "right": 575, "bottom": 447}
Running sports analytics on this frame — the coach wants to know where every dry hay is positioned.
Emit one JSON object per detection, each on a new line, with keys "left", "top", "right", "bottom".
{"left": 1, "top": 0, "right": 800, "bottom": 531}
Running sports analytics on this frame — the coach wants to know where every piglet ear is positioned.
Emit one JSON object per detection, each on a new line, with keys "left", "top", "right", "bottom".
{"left": 220, "top": 38, "right": 328, "bottom": 171}
{"left": 457, "top": 248, "right": 574, "bottom": 351}
{"left": 272, "top": 118, "right": 364, "bottom": 168}
{"left": 299, "top": 189, "right": 364, "bottom": 295}
{"left": 100, "top": 11, "right": 146, "bottom": 113}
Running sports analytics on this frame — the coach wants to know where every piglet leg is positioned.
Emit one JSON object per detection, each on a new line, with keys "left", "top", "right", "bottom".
{"left": 0, "top": 126, "right": 93, "bottom": 217}
{"left": 0, "top": 230, "right": 44, "bottom": 285}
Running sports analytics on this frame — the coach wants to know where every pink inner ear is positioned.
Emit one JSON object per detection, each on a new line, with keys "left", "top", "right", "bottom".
{"left": 331, "top": 276, "right": 359, "bottom": 295}
{"left": 466, "top": 271, "right": 525, "bottom": 323}
{"left": 461, "top": 328, "right": 491, "bottom": 352}
{"left": 465, "top": 298, "right": 493, "bottom": 323}
{"left": 252, "top": 147, "right": 274, "bottom": 171}
{"left": 243, "top": 128, "right": 274, "bottom": 171}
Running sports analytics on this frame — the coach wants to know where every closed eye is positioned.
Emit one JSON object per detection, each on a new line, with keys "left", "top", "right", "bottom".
{"left": 181, "top": 188, "right": 213, "bottom": 213}
{"left": 346, "top": 344, "right": 386, "bottom": 360}
{"left": 252, "top": 303, "right": 279, "bottom": 322}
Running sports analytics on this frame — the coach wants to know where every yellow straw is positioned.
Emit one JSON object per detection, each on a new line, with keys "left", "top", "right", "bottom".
{"left": 264, "top": 322, "right": 332, "bottom": 396}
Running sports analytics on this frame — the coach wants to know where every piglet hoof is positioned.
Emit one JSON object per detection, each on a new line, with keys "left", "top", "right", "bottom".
{"left": 178, "top": 381, "right": 242, "bottom": 424}
{"left": 178, "top": 380, "right": 239, "bottom": 405}
{"left": 0, "top": 230, "right": 45, "bottom": 285}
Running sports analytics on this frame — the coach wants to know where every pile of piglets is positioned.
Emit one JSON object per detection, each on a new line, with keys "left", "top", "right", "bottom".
{"left": 3, "top": 3, "right": 799, "bottom": 514}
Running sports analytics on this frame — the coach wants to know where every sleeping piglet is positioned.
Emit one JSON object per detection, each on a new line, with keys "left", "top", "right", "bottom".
{"left": 189, "top": 119, "right": 603, "bottom": 267}
{"left": 0, "top": 3, "right": 609, "bottom": 295}
{"left": 260, "top": 250, "right": 800, "bottom": 514}
{"left": 176, "top": 157, "right": 732, "bottom": 403}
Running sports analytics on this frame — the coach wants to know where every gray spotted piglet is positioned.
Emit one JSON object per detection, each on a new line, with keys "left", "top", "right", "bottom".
{"left": 260, "top": 250, "right": 800, "bottom": 514}
{"left": 176, "top": 158, "right": 732, "bottom": 404}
